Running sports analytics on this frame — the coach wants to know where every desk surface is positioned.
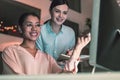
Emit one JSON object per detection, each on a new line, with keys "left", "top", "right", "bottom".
{"left": 0, "top": 72, "right": 120, "bottom": 80}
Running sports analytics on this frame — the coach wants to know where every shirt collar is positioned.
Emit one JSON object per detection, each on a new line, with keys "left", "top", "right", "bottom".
{"left": 46, "top": 21, "right": 53, "bottom": 33}
{"left": 46, "top": 21, "right": 64, "bottom": 33}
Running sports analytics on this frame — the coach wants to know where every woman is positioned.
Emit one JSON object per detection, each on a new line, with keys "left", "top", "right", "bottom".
{"left": 2, "top": 12, "right": 91, "bottom": 75}
{"left": 36, "top": 0, "right": 76, "bottom": 60}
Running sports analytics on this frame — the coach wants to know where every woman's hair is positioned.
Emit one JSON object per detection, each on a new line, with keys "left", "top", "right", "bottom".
{"left": 49, "top": 0, "right": 69, "bottom": 12}
{"left": 18, "top": 12, "right": 40, "bottom": 26}
{"left": 18, "top": 12, "right": 40, "bottom": 34}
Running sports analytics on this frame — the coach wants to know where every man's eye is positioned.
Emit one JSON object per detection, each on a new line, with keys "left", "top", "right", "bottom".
{"left": 55, "top": 10, "right": 60, "bottom": 13}
{"left": 63, "top": 12, "right": 68, "bottom": 15}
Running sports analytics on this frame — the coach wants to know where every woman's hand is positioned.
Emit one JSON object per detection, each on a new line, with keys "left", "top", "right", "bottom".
{"left": 71, "top": 33, "right": 91, "bottom": 60}
{"left": 64, "top": 59, "right": 80, "bottom": 74}
{"left": 66, "top": 49, "right": 73, "bottom": 56}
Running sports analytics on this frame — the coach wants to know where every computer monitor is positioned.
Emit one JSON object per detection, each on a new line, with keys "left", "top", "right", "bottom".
{"left": 89, "top": 0, "right": 120, "bottom": 71}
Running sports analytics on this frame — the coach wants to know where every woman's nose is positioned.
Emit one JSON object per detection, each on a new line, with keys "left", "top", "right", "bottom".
{"left": 31, "top": 25, "right": 37, "bottom": 30}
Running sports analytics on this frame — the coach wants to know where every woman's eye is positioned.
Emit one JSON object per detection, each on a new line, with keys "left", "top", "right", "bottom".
{"left": 36, "top": 24, "right": 41, "bottom": 27}
{"left": 26, "top": 24, "right": 32, "bottom": 27}
{"left": 24, "top": 23, "right": 41, "bottom": 27}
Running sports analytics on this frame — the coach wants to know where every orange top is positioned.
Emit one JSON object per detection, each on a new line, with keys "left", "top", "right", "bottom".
{"left": 2, "top": 45, "right": 62, "bottom": 75}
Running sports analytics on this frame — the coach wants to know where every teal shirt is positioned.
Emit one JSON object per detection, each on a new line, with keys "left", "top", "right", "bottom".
{"left": 36, "top": 21, "right": 75, "bottom": 60}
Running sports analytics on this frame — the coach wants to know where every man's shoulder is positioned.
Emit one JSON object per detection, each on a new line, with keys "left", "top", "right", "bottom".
{"left": 62, "top": 25, "right": 75, "bottom": 34}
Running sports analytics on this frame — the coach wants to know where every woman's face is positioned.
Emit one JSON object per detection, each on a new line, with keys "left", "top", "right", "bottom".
{"left": 51, "top": 4, "right": 69, "bottom": 25}
{"left": 22, "top": 15, "right": 41, "bottom": 41}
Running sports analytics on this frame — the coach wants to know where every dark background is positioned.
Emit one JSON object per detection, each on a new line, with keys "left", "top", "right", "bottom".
{"left": 0, "top": 0, "right": 40, "bottom": 37}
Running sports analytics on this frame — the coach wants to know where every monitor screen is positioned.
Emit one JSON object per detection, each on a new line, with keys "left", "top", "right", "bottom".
{"left": 89, "top": 0, "right": 120, "bottom": 71}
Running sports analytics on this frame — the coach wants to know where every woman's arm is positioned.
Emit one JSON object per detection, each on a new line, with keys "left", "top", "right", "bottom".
{"left": 64, "top": 33, "right": 91, "bottom": 73}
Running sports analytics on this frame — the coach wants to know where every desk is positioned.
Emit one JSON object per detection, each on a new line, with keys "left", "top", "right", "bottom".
{"left": 0, "top": 72, "right": 120, "bottom": 80}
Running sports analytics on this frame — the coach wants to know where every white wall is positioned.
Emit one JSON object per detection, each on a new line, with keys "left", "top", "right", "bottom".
{"left": 81, "top": 0, "right": 93, "bottom": 31}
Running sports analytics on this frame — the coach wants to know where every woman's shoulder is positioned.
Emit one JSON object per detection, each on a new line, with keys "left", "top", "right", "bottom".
{"left": 2, "top": 45, "right": 21, "bottom": 57}
{"left": 3, "top": 44, "right": 20, "bottom": 52}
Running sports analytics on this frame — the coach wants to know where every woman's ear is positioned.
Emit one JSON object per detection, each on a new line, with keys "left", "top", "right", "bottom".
{"left": 18, "top": 25, "right": 22, "bottom": 34}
